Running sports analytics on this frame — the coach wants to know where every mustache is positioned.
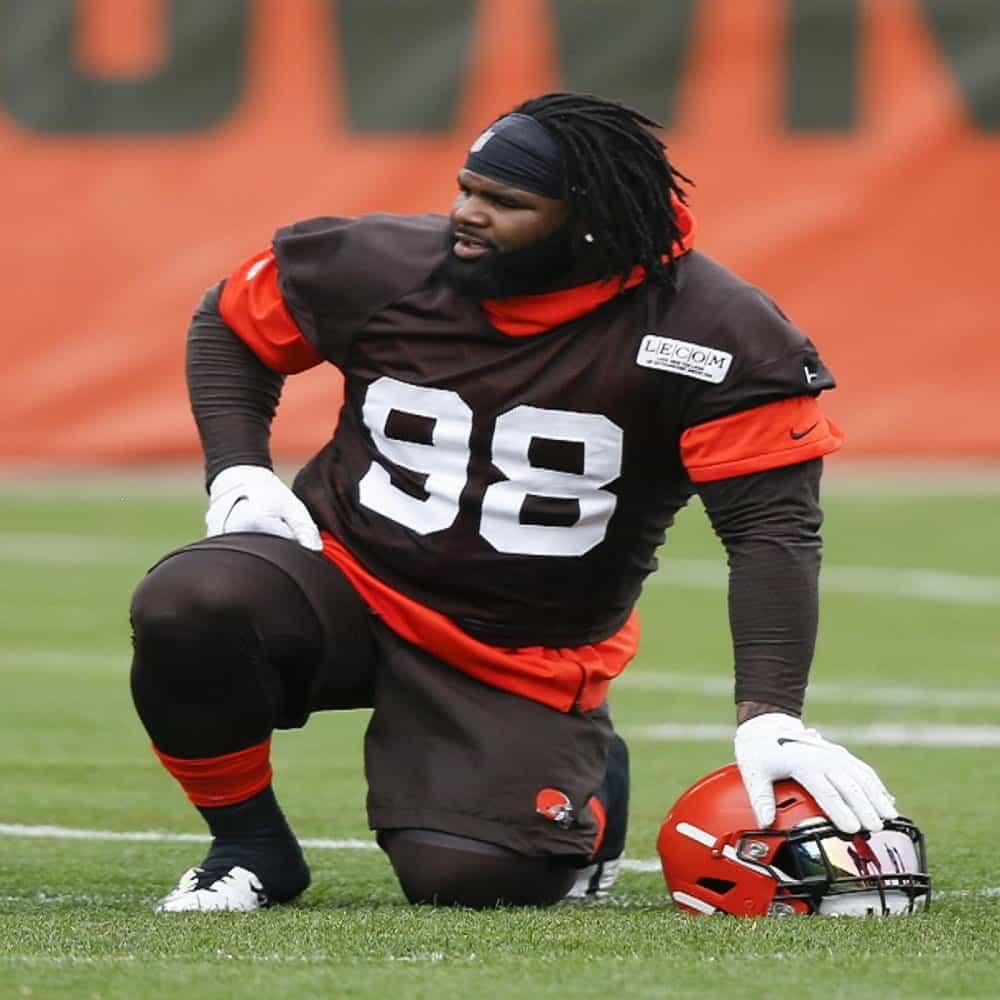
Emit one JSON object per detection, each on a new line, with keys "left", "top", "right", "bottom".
{"left": 436, "top": 221, "right": 577, "bottom": 298}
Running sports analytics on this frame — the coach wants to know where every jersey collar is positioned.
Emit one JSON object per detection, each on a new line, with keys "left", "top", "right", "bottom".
{"left": 481, "top": 199, "right": 696, "bottom": 337}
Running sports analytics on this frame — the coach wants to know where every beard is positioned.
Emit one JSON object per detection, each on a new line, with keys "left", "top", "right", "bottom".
{"left": 435, "top": 223, "right": 582, "bottom": 299}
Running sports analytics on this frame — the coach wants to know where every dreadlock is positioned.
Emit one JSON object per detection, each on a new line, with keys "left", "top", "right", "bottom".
{"left": 508, "top": 92, "right": 692, "bottom": 288}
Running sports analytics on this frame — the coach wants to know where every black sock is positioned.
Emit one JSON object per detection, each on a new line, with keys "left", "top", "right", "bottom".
{"left": 196, "top": 785, "right": 310, "bottom": 902}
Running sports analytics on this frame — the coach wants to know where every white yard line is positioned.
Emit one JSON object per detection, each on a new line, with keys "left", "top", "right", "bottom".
{"left": 0, "top": 822, "right": 994, "bottom": 901}
{"left": 3, "top": 531, "right": 999, "bottom": 606}
{"left": 651, "top": 558, "right": 1000, "bottom": 606}
{"left": 622, "top": 722, "right": 1000, "bottom": 747}
{"left": 2, "top": 649, "right": 129, "bottom": 668}
{"left": 620, "top": 859, "right": 663, "bottom": 873}
{"left": 7, "top": 651, "right": 1000, "bottom": 716}
{"left": 7, "top": 649, "right": 1000, "bottom": 713}
{"left": 0, "top": 823, "right": 378, "bottom": 850}
{"left": 616, "top": 671, "right": 1000, "bottom": 709}
{"left": 0, "top": 532, "right": 181, "bottom": 564}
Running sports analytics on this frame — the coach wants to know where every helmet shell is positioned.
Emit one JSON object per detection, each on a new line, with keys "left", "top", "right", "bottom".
{"left": 657, "top": 763, "right": 825, "bottom": 916}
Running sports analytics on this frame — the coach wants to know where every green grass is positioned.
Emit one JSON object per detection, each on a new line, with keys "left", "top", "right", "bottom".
{"left": 1, "top": 472, "right": 999, "bottom": 999}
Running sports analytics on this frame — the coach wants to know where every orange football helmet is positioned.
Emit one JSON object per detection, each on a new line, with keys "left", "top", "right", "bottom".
{"left": 657, "top": 763, "right": 930, "bottom": 916}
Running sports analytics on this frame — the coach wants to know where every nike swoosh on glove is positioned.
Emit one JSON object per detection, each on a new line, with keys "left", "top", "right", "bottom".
{"left": 206, "top": 465, "right": 323, "bottom": 551}
{"left": 734, "top": 713, "right": 898, "bottom": 834}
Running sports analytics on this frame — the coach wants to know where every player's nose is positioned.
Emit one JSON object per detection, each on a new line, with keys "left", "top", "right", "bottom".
{"left": 452, "top": 196, "right": 490, "bottom": 230}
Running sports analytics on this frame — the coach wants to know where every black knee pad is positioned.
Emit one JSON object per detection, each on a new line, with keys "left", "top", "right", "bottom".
{"left": 129, "top": 546, "right": 323, "bottom": 757}
{"left": 380, "top": 829, "right": 577, "bottom": 908}
{"left": 130, "top": 548, "right": 255, "bottom": 643}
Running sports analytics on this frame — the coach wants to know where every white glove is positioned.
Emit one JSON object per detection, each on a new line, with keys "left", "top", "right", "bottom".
{"left": 206, "top": 465, "right": 323, "bottom": 551}
{"left": 734, "top": 713, "right": 898, "bottom": 834}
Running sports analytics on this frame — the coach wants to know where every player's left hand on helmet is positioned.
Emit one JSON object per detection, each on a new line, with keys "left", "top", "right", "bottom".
{"left": 734, "top": 712, "right": 898, "bottom": 834}
{"left": 206, "top": 464, "right": 323, "bottom": 551}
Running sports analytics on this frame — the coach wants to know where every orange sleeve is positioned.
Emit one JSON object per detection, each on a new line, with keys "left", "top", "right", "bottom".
{"left": 680, "top": 395, "right": 843, "bottom": 483}
{"left": 218, "top": 248, "right": 324, "bottom": 374}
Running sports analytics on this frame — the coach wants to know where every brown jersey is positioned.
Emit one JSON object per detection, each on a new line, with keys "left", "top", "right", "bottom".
{"left": 220, "top": 213, "right": 841, "bottom": 651}
{"left": 217, "top": 213, "right": 841, "bottom": 651}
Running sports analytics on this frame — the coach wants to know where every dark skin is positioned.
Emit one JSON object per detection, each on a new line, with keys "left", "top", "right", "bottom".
{"left": 450, "top": 169, "right": 569, "bottom": 258}
{"left": 737, "top": 701, "right": 797, "bottom": 723}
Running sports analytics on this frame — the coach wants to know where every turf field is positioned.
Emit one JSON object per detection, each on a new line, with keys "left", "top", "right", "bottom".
{"left": 1, "top": 467, "right": 998, "bottom": 999}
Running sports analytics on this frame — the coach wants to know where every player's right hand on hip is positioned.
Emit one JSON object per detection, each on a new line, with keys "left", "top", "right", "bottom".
{"left": 206, "top": 464, "right": 323, "bottom": 551}
{"left": 734, "top": 712, "right": 898, "bottom": 835}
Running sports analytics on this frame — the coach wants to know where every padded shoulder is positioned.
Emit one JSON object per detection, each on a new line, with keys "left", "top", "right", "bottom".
{"left": 667, "top": 252, "right": 837, "bottom": 427}
{"left": 671, "top": 252, "right": 811, "bottom": 364}
{"left": 272, "top": 213, "right": 448, "bottom": 362}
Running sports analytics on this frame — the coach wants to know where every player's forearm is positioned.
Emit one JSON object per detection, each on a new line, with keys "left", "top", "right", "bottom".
{"left": 186, "top": 282, "right": 285, "bottom": 487}
{"left": 697, "top": 459, "right": 824, "bottom": 719}
{"left": 726, "top": 531, "right": 819, "bottom": 714}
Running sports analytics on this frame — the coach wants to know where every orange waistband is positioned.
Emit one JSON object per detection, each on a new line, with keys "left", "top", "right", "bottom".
{"left": 321, "top": 533, "right": 638, "bottom": 712}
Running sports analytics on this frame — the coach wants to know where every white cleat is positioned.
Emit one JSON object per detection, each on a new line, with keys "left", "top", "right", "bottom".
{"left": 154, "top": 865, "right": 269, "bottom": 913}
{"left": 565, "top": 857, "right": 621, "bottom": 900}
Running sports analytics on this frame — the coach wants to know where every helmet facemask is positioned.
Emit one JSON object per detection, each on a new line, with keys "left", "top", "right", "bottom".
{"left": 737, "top": 816, "right": 930, "bottom": 916}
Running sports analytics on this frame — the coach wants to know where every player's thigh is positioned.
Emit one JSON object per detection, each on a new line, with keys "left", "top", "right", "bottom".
{"left": 132, "top": 532, "right": 379, "bottom": 722}
{"left": 365, "top": 622, "right": 614, "bottom": 861}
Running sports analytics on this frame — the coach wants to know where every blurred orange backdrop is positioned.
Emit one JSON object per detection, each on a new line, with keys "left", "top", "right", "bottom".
{"left": 1, "top": 0, "right": 997, "bottom": 465}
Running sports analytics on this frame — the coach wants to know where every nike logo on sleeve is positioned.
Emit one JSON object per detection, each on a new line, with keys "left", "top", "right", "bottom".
{"left": 789, "top": 422, "right": 819, "bottom": 441}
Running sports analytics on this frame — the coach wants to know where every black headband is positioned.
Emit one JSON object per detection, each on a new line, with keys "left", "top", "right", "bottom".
{"left": 464, "top": 113, "right": 565, "bottom": 199}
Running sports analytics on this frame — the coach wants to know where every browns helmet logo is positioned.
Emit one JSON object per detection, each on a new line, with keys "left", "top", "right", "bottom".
{"left": 536, "top": 788, "right": 575, "bottom": 829}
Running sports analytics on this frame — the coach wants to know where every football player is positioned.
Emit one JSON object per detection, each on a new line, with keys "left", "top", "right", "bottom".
{"left": 130, "top": 92, "right": 897, "bottom": 913}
